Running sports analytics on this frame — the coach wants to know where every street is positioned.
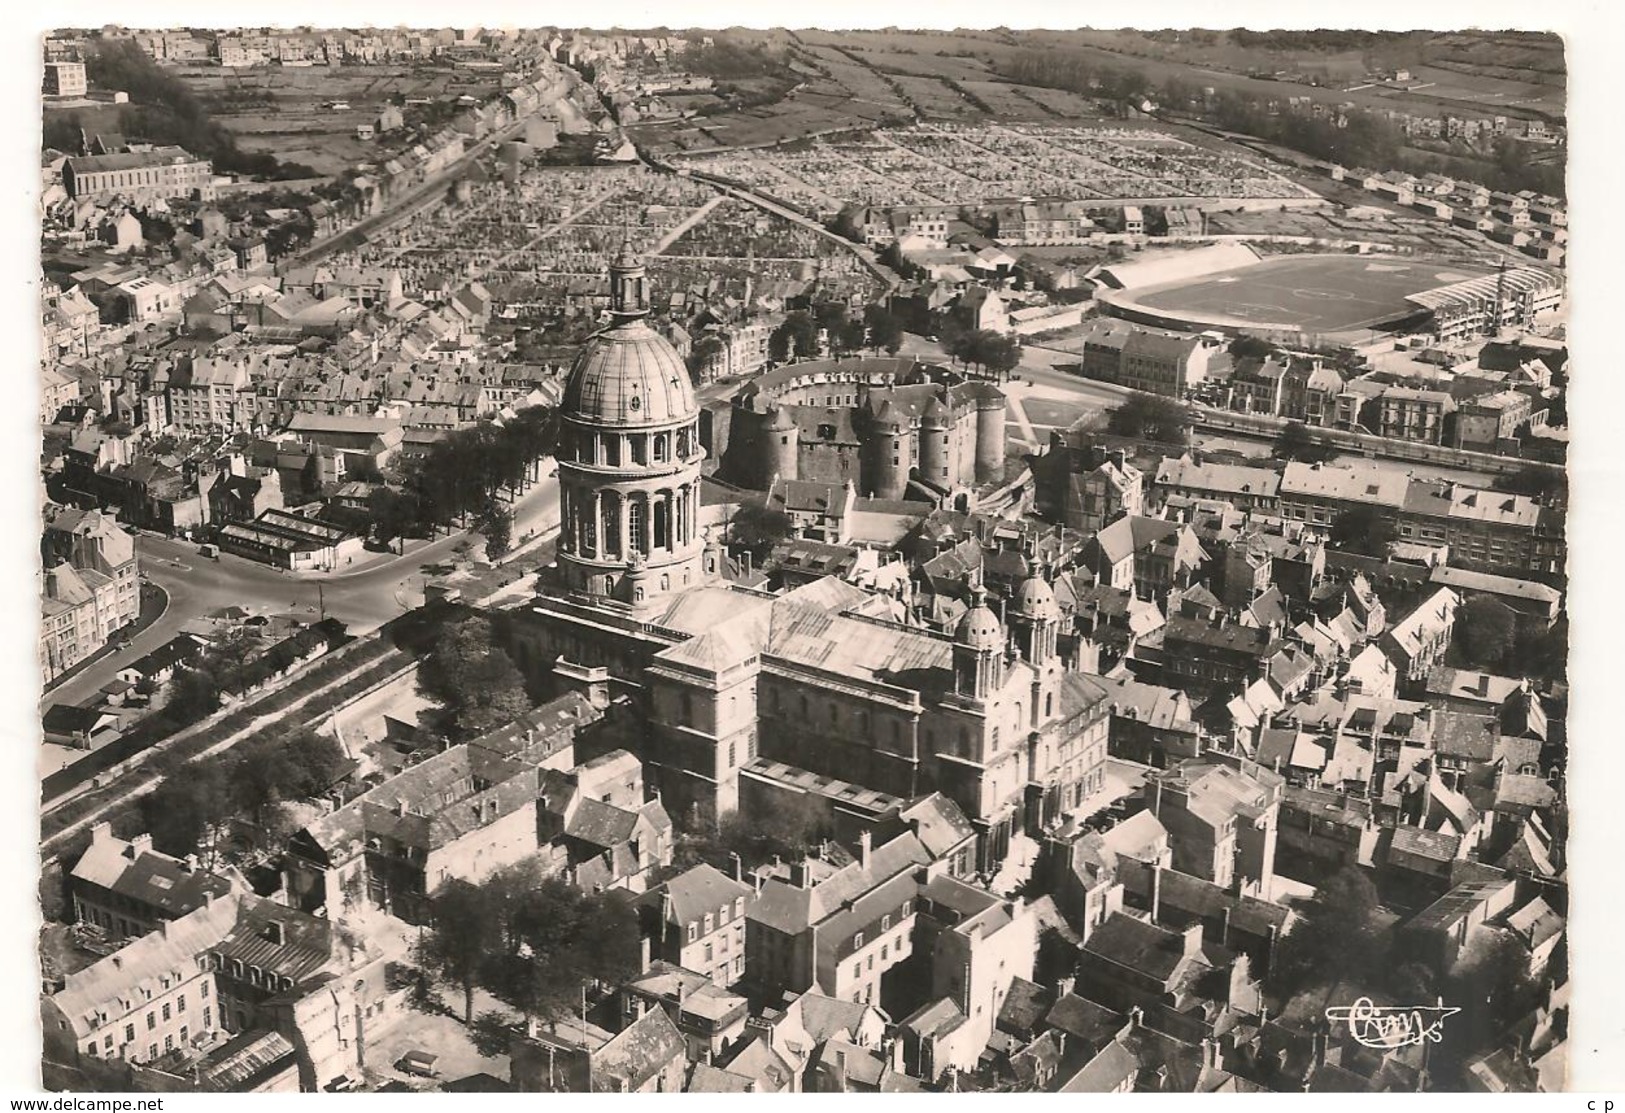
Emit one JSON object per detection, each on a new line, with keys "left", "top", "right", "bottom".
{"left": 43, "top": 476, "right": 559, "bottom": 713}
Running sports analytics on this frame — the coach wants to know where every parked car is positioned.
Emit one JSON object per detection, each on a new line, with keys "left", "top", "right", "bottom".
{"left": 325, "top": 1075, "right": 362, "bottom": 1092}
{"left": 396, "top": 1051, "right": 440, "bottom": 1079}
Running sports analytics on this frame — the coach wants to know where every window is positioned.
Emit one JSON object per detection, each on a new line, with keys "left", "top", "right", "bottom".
{"left": 203, "top": 1008, "right": 211, "bottom": 1030}
{"left": 902, "top": 900, "right": 912, "bottom": 918}
{"left": 704, "top": 943, "right": 714, "bottom": 962}
{"left": 867, "top": 955, "right": 874, "bottom": 972}
{"left": 200, "top": 982, "right": 209, "bottom": 999}
{"left": 178, "top": 994, "right": 186, "bottom": 1013}
{"left": 628, "top": 498, "right": 645, "bottom": 554}
{"left": 147, "top": 1012, "right": 156, "bottom": 1031}
{"left": 882, "top": 944, "right": 889, "bottom": 961}
{"left": 991, "top": 726, "right": 1000, "bottom": 749}
{"left": 720, "top": 934, "right": 729, "bottom": 954}
{"left": 164, "top": 1034, "right": 174, "bottom": 1052}
{"left": 734, "top": 897, "right": 745, "bottom": 919}
{"left": 148, "top": 1044, "right": 157, "bottom": 1061}
{"left": 882, "top": 915, "right": 891, "bottom": 932}
{"left": 728, "top": 742, "right": 736, "bottom": 767}
{"left": 162, "top": 1003, "right": 172, "bottom": 1022}
{"left": 704, "top": 913, "right": 714, "bottom": 934}
{"left": 687, "top": 923, "right": 698, "bottom": 943}
{"left": 853, "top": 932, "right": 865, "bottom": 950}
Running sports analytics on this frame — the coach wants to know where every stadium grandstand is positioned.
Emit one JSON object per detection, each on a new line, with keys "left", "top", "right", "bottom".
{"left": 1404, "top": 267, "right": 1566, "bottom": 343}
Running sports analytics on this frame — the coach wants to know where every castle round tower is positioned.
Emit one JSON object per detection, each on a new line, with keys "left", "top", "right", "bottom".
{"left": 765, "top": 401, "right": 799, "bottom": 486}
{"left": 920, "top": 393, "right": 951, "bottom": 486}
{"left": 866, "top": 398, "right": 912, "bottom": 500}
{"left": 974, "top": 392, "right": 1005, "bottom": 485}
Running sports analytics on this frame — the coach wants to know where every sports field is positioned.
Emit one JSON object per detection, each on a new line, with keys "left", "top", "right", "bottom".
{"left": 1121, "top": 254, "right": 1490, "bottom": 334}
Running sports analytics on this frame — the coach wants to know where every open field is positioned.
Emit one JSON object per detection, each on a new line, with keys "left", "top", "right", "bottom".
{"left": 1117, "top": 253, "right": 1491, "bottom": 333}
{"left": 167, "top": 63, "right": 505, "bottom": 174}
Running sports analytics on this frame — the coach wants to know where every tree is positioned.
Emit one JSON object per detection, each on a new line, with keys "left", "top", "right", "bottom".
{"left": 164, "top": 666, "right": 220, "bottom": 726}
{"left": 769, "top": 311, "right": 819, "bottom": 362}
{"left": 140, "top": 759, "right": 232, "bottom": 863}
{"left": 475, "top": 500, "right": 514, "bottom": 560}
{"left": 482, "top": 879, "right": 642, "bottom": 1025}
{"left": 1228, "top": 335, "right": 1278, "bottom": 362}
{"left": 416, "top": 617, "right": 533, "bottom": 740}
{"left": 1456, "top": 596, "right": 1518, "bottom": 671}
{"left": 864, "top": 304, "right": 904, "bottom": 354}
{"left": 1492, "top": 463, "right": 1566, "bottom": 504}
{"left": 1106, "top": 393, "right": 1190, "bottom": 446}
{"left": 415, "top": 880, "right": 503, "bottom": 1023}
{"left": 728, "top": 503, "right": 795, "bottom": 560}
{"left": 1273, "top": 420, "right": 1338, "bottom": 463}
{"left": 1269, "top": 865, "right": 1390, "bottom": 997}
{"left": 688, "top": 333, "right": 727, "bottom": 377}
{"left": 469, "top": 1010, "right": 519, "bottom": 1057}
{"left": 369, "top": 486, "right": 421, "bottom": 553}
{"left": 1329, "top": 505, "right": 1398, "bottom": 558}
{"left": 836, "top": 318, "right": 869, "bottom": 357}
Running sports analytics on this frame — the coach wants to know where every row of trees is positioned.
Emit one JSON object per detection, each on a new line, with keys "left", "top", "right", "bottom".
{"left": 383, "top": 407, "right": 556, "bottom": 556}
{"left": 138, "top": 726, "right": 348, "bottom": 862}
{"left": 765, "top": 302, "right": 906, "bottom": 365}
{"left": 412, "top": 859, "right": 641, "bottom": 1026}
{"left": 937, "top": 318, "right": 1022, "bottom": 378}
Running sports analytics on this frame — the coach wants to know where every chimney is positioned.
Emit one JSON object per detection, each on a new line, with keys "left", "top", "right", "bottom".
{"left": 266, "top": 921, "right": 285, "bottom": 947}
{"left": 1182, "top": 923, "right": 1204, "bottom": 960}
{"left": 790, "top": 859, "right": 811, "bottom": 889}
{"left": 396, "top": 799, "right": 409, "bottom": 817}
{"left": 858, "top": 831, "right": 872, "bottom": 873}
{"left": 91, "top": 821, "right": 113, "bottom": 846}
{"left": 730, "top": 851, "right": 744, "bottom": 882}
{"left": 1476, "top": 672, "right": 1492, "bottom": 697}
{"left": 182, "top": 854, "right": 199, "bottom": 874}
{"left": 638, "top": 934, "right": 652, "bottom": 974}
{"left": 1220, "top": 906, "right": 1232, "bottom": 949}
{"left": 130, "top": 833, "right": 154, "bottom": 855}
{"left": 1057, "top": 975, "right": 1076, "bottom": 999}
{"left": 1128, "top": 1006, "right": 1144, "bottom": 1030}
{"left": 1200, "top": 1037, "right": 1221, "bottom": 1071}
{"left": 1150, "top": 862, "right": 1163, "bottom": 923}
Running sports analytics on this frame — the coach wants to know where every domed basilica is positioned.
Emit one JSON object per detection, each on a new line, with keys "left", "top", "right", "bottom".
{"left": 505, "top": 251, "right": 1110, "bottom": 870}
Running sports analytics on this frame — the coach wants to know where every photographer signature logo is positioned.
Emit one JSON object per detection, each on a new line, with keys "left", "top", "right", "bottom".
{"left": 1324, "top": 998, "right": 1460, "bottom": 1049}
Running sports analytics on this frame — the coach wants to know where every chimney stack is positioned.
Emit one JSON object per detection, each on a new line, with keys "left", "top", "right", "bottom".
{"left": 130, "top": 833, "right": 154, "bottom": 855}
{"left": 638, "top": 934, "right": 652, "bottom": 974}
{"left": 1150, "top": 862, "right": 1163, "bottom": 923}
{"left": 730, "top": 851, "right": 744, "bottom": 882}
{"left": 858, "top": 831, "right": 872, "bottom": 873}
{"left": 790, "top": 859, "right": 811, "bottom": 889}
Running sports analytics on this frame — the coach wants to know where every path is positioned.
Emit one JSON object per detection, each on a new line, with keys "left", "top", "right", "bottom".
{"left": 650, "top": 194, "right": 727, "bottom": 255}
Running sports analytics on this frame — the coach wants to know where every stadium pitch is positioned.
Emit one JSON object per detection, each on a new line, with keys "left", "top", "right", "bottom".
{"left": 1116, "top": 254, "right": 1491, "bottom": 334}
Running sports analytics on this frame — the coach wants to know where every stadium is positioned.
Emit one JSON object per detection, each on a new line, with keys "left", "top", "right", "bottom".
{"left": 1093, "top": 244, "right": 1563, "bottom": 345}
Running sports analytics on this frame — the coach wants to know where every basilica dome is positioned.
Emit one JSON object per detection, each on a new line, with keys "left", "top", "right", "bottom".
{"left": 560, "top": 249, "right": 697, "bottom": 428}
{"left": 562, "top": 319, "right": 696, "bottom": 427}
